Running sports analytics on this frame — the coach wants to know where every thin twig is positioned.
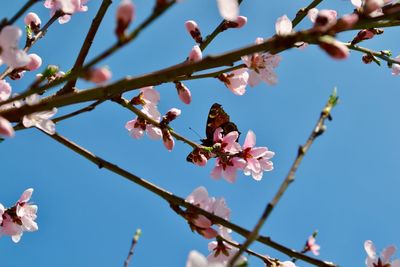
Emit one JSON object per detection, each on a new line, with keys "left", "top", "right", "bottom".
{"left": 124, "top": 229, "right": 142, "bottom": 267}
{"left": 1, "top": 0, "right": 39, "bottom": 29}
{"left": 42, "top": 131, "right": 336, "bottom": 267}
{"left": 291, "top": 0, "right": 324, "bottom": 28}
{"left": 59, "top": 0, "right": 113, "bottom": 95}
{"left": 0, "top": 11, "right": 63, "bottom": 80}
{"left": 53, "top": 99, "right": 106, "bottom": 123}
{"left": 228, "top": 90, "right": 339, "bottom": 267}
{"left": 113, "top": 97, "right": 200, "bottom": 149}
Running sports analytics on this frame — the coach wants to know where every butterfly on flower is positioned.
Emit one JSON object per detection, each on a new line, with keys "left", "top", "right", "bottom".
{"left": 187, "top": 103, "right": 240, "bottom": 163}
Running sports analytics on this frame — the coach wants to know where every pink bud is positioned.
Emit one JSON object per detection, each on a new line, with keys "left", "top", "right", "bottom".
{"left": 185, "top": 20, "right": 202, "bottom": 43}
{"left": 188, "top": 45, "right": 202, "bottom": 62}
{"left": 0, "top": 116, "right": 15, "bottom": 138}
{"left": 87, "top": 67, "right": 112, "bottom": 84}
{"left": 0, "top": 80, "right": 12, "bottom": 101}
{"left": 235, "top": 16, "right": 247, "bottom": 28}
{"left": 175, "top": 82, "right": 191, "bottom": 104}
{"left": 319, "top": 36, "right": 349, "bottom": 60}
{"left": 162, "top": 128, "right": 174, "bottom": 151}
{"left": 164, "top": 108, "right": 181, "bottom": 122}
{"left": 116, "top": 0, "right": 135, "bottom": 37}
{"left": 25, "top": 54, "right": 42, "bottom": 71}
{"left": 24, "top": 12, "right": 41, "bottom": 29}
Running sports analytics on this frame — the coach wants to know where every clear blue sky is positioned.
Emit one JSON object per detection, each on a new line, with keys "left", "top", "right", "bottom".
{"left": 0, "top": 1, "right": 399, "bottom": 266}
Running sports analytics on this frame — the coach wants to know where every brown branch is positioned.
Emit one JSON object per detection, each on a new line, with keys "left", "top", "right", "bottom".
{"left": 42, "top": 130, "right": 336, "bottom": 267}
{"left": 59, "top": 0, "right": 113, "bottom": 95}
{"left": 228, "top": 90, "right": 339, "bottom": 267}
{"left": 53, "top": 99, "right": 106, "bottom": 123}
{"left": 124, "top": 229, "right": 142, "bottom": 267}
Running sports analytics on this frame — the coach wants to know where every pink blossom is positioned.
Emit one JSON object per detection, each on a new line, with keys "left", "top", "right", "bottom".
{"left": 116, "top": 0, "right": 135, "bottom": 37}
{"left": 24, "top": 12, "right": 41, "bottom": 30}
{"left": 306, "top": 236, "right": 320, "bottom": 256}
{"left": 131, "top": 86, "right": 160, "bottom": 107}
{"left": 211, "top": 157, "right": 247, "bottom": 183}
{"left": 275, "top": 15, "right": 293, "bottom": 36}
{"left": 0, "top": 116, "right": 14, "bottom": 138}
{"left": 242, "top": 38, "right": 281, "bottom": 87}
{"left": 188, "top": 45, "right": 202, "bottom": 62}
{"left": 216, "top": 0, "right": 239, "bottom": 21}
{"left": 213, "top": 127, "right": 241, "bottom": 154}
{"left": 0, "top": 188, "right": 38, "bottom": 243}
{"left": 125, "top": 117, "right": 162, "bottom": 139}
{"left": 185, "top": 187, "right": 231, "bottom": 238}
{"left": 22, "top": 96, "right": 57, "bottom": 135}
{"left": 364, "top": 240, "right": 400, "bottom": 267}
{"left": 44, "top": 0, "right": 89, "bottom": 24}
{"left": 187, "top": 250, "right": 224, "bottom": 267}
{"left": 86, "top": 67, "right": 112, "bottom": 84}
{"left": 0, "top": 26, "right": 30, "bottom": 68}
{"left": 233, "top": 16, "right": 247, "bottom": 28}
{"left": 185, "top": 20, "right": 202, "bottom": 43}
{"left": 308, "top": 8, "right": 337, "bottom": 31}
{"left": 392, "top": 57, "right": 400, "bottom": 75}
{"left": 241, "top": 130, "right": 275, "bottom": 181}
{"left": 25, "top": 54, "right": 42, "bottom": 71}
{"left": 0, "top": 203, "right": 4, "bottom": 224}
{"left": 0, "top": 79, "right": 11, "bottom": 101}
{"left": 175, "top": 82, "right": 192, "bottom": 104}
{"left": 162, "top": 108, "right": 181, "bottom": 124}
{"left": 161, "top": 128, "right": 175, "bottom": 151}
{"left": 207, "top": 227, "right": 247, "bottom": 265}
{"left": 218, "top": 68, "right": 249, "bottom": 96}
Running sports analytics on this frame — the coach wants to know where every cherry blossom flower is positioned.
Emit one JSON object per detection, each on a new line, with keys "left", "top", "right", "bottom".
{"left": 207, "top": 227, "right": 247, "bottom": 266}
{"left": 223, "top": 16, "right": 247, "bottom": 29}
{"left": 175, "top": 82, "right": 192, "bottom": 104}
{"left": 392, "top": 57, "right": 400, "bottom": 75}
{"left": 116, "top": 0, "right": 135, "bottom": 38}
{"left": 218, "top": 68, "right": 249, "bottom": 96}
{"left": 125, "top": 104, "right": 162, "bottom": 140}
{"left": 23, "top": 108, "right": 58, "bottom": 135}
{"left": 211, "top": 156, "right": 246, "bottom": 183}
{"left": 364, "top": 240, "right": 400, "bottom": 267}
{"left": 351, "top": 0, "right": 393, "bottom": 16}
{"left": 275, "top": 15, "right": 292, "bottom": 36}
{"left": 242, "top": 38, "right": 281, "bottom": 87}
{"left": 0, "top": 26, "right": 30, "bottom": 68}
{"left": 185, "top": 187, "right": 231, "bottom": 239}
{"left": 131, "top": 86, "right": 160, "bottom": 107}
{"left": 86, "top": 67, "right": 112, "bottom": 84}
{"left": 241, "top": 130, "right": 275, "bottom": 181}
{"left": 306, "top": 236, "right": 320, "bottom": 256}
{"left": 44, "top": 0, "right": 89, "bottom": 24}
{"left": 187, "top": 250, "right": 224, "bottom": 267}
{"left": 0, "top": 188, "right": 38, "bottom": 243}
{"left": 216, "top": 0, "right": 239, "bottom": 21}
{"left": 213, "top": 127, "right": 241, "bottom": 154}
{"left": 189, "top": 45, "right": 202, "bottom": 62}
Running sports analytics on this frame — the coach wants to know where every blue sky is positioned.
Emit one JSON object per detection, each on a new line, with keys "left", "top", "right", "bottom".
{"left": 0, "top": 1, "right": 399, "bottom": 266}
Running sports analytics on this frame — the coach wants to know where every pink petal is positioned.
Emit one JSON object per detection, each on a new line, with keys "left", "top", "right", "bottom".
{"left": 243, "top": 130, "right": 256, "bottom": 148}
{"left": 275, "top": 15, "right": 292, "bottom": 36}
{"left": 216, "top": 0, "right": 239, "bottom": 21}
{"left": 364, "top": 240, "right": 377, "bottom": 258}
{"left": 0, "top": 116, "right": 15, "bottom": 137}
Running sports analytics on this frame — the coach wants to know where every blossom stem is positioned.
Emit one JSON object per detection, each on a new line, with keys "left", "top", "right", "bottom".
{"left": 113, "top": 96, "right": 200, "bottom": 149}
{"left": 228, "top": 90, "right": 338, "bottom": 267}
{"left": 0, "top": 11, "right": 63, "bottom": 81}
{"left": 291, "top": 0, "right": 324, "bottom": 28}
{"left": 123, "top": 229, "right": 142, "bottom": 267}
{"left": 59, "top": 0, "right": 113, "bottom": 95}
{"left": 345, "top": 43, "right": 400, "bottom": 65}
{"left": 43, "top": 130, "right": 337, "bottom": 267}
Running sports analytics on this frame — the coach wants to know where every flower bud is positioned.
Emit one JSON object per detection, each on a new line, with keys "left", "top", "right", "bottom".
{"left": 24, "top": 12, "right": 41, "bottom": 33}
{"left": 0, "top": 80, "right": 12, "bottom": 101}
{"left": 86, "top": 67, "right": 112, "bottom": 84}
{"left": 162, "top": 128, "right": 174, "bottom": 151}
{"left": 25, "top": 54, "right": 42, "bottom": 71}
{"left": 318, "top": 36, "right": 349, "bottom": 60}
{"left": 163, "top": 108, "right": 181, "bottom": 123}
{"left": 0, "top": 116, "right": 14, "bottom": 138}
{"left": 188, "top": 45, "right": 202, "bottom": 62}
{"left": 115, "top": 0, "right": 135, "bottom": 39}
{"left": 185, "top": 20, "right": 202, "bottom": 43}
{"left": 175, "top": 82, "right": 191, "bottom": 104}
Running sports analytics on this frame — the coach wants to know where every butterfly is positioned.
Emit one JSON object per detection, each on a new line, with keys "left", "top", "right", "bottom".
{"left": 187, "top": 103, "right": 240, "bottom": 162}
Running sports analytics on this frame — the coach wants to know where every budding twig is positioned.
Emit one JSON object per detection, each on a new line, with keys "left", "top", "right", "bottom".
{"left": 228, "top": 90, "right": 339, "bottom": 267}
{"left": 42, "top": 130, "right": 336, "bottom": 267}
{"left": 124, "top": 229, "right": 142, "bottom": 267}
{"left": 0, "top": 0, "right": 40, "bottom": 30}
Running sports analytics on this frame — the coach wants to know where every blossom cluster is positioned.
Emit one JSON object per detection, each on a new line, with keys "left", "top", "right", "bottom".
{"left": 0, "top": 189, "right": 38, "bottom": 243}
